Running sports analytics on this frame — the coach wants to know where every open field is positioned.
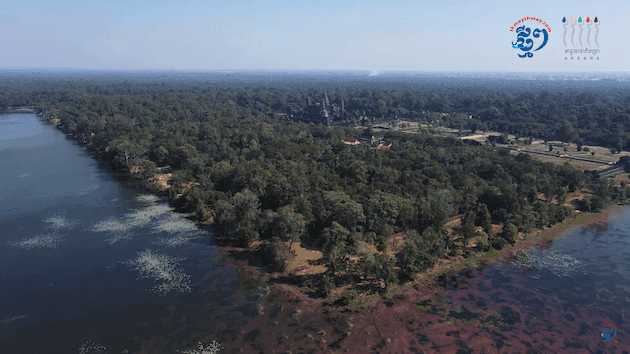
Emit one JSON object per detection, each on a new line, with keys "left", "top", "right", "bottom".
{"left": 367, "top": 121, "right": 629, "bottom": 186}
{"left": 507, "top": 150, "right": 606, "bottom": 171}
{"left": 503, "top": 139, "right": 629, "bottom": 180}
{"left": 611, "top": 172, "right": 630, "bottom": 186}
{"left": 512, "top": 138, "right": 630, "bottom": 163}
{"left": 378, "top": 120, "right": 628, "bottom": 171}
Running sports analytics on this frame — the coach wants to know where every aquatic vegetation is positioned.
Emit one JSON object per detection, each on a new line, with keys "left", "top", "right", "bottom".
{"left": 103, "top": 232, "right": 134, "bottom": 245}
{"left": 90, "top": 217, "right": 135, "bottom": 245}
{"left": 178, "top": 341, "right": 222, "bottom": 354}
{"left": 44, "top": 215, "right": 78, "bottom": 230}
{"left": 8, "top": 232, "right": 62, "bottom": 249}
{"left": 122, "top": 213, "right": 152, "bottom": 229}
{"left": 124, "top": 204, "right": 172, "bottom": 228}
{"left": 121, "top": 249, "right": 192, "bottom": 294}
{"left": 151, "top": 233, "right": 197, "bottom": 247}
{"left": 135, "top": 194, "right": 160, "bottom": 204}
{"left": 90, "top": 217, "right": 129, "bottom": 233}
{"left": 151, "top": 214, "right": 203, "bottom": 235}
{"left": 78, "top": 340, "right": 107, "bottom": 353}
{"left": 511, "top": 245, "right": 586, "bottom": 277}
{"left": 0, "top": 314, "right": 27, "bottom": 324}
{"left": 90, "top": 197, "right": 204, "bottom": 245}
{"left": 91, "top": 204, "right": 172, "bottom": 243}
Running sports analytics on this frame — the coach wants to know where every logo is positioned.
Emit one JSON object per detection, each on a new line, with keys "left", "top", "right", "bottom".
{"left": 563, "top": 16, "right": 600, "bottom": 60}
{"left": 510, "top": 17, "right": 550, "bottom": 58}
{"left": 600, "top": 324, "right": 617, "bottom": 342}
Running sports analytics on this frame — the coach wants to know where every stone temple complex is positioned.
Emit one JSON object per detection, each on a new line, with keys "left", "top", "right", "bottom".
{"left": 286, "top": 92, "right": 373, "bottom": 127}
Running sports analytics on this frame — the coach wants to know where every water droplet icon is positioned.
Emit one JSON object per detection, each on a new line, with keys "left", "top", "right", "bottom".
{"left": 563, "top": 17, "right": 566, "bottom": 23}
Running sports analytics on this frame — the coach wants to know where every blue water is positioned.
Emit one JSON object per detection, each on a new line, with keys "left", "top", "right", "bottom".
{"left": 0, "top": 113, "right": 266, "bottom": 353}
{"left": 442, "top": 207, "right": 630, "bottom": 351}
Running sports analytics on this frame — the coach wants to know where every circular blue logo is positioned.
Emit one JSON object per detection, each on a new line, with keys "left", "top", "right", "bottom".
{"left": 601, "top": 324, "right": 617, "bottom": 342}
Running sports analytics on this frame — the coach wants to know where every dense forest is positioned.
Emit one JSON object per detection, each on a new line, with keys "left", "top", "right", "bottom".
{"left": 3, "top": 71, "right": 630, "bottom": 150}
{"left": 3, "top": 71, "right": 630, "bottom": 296}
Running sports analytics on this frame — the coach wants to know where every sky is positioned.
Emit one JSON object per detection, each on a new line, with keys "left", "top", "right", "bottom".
{"left": 0, "top": 0, "right": 628, "bottom": 72}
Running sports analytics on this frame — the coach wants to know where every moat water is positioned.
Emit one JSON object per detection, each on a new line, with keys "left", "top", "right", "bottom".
{"left": 0, "top": 113, "right": 267, "bottom": 353}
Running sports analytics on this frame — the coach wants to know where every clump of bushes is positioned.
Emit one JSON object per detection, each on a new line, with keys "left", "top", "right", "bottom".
{"left": 475, "top": 231, "right": 490, "bottom": 251}
{"left": 318, "top": 274, "right": 335, "bottom": 298}
{"left": 490, "top": 235, "right": 509, "bottom": 250}
{"left": 261, "top": 237, "right": 292, "bottom": 272}
{"left": 334, "top": 289, "right": 358, "bottom": 306}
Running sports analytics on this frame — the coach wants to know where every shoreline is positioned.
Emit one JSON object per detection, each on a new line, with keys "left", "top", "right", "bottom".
{"left": 218, "top": 203, "right": 623, "bottom": 304}
{"left": 212, "top": 205, "right": 626, "bottom": 353}
{"left": 387, "top": 205, "right": 620, "bottom": 298}
{"left": 0, "top": 106, "right": 37, "bottom": 114}
{"left": 499, "top": 206, "right": 618, "bottom": 258}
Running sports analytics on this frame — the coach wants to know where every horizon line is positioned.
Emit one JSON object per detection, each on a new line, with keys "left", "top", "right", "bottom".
{"left": 0, "top": 68, "right": 628, "bottom": 74}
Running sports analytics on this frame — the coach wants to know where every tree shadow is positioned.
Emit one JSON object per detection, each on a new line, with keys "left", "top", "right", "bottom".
{"left": 221, "top": 248, "right": 266, "bottom": 268}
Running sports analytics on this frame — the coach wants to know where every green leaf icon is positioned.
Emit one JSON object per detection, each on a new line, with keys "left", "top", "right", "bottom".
{"left": 578, "top": 17, "right": 582, "bottom": 23}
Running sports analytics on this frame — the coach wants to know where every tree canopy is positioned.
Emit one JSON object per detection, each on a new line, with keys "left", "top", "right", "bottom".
{"left": 3, "top": 70, "right": 628, "bottom": 294}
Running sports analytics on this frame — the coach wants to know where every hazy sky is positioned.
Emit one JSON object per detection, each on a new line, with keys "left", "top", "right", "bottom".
{"left": 1, "top": 0, "right": 628, "bottom": 72}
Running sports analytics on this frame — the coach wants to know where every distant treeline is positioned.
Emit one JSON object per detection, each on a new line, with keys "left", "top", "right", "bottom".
{"left": 2, "top": 71, "right": 630, "bottom": 150}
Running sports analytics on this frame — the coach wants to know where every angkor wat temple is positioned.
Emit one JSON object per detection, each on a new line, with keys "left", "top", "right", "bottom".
{"left": 288, "top": 92, "right": 350, "bottom": 126}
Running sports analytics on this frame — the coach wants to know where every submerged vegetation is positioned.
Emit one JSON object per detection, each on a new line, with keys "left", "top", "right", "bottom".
{"left": 5, "top": 215, "right": 80, "bottom": 249}
{"left": 78, "top": 341, "right": 107, "bottom": 354}
{"left": 151, "top": 214, "right": 203, "bottom": 235}
{"left": 135, "top": 194, "right": 160, "bottom": 204}
{"left": 151, "top": 232, "right": 197, "bottom": 247}
{"left": 90, "top": 217, "right": 130, "bottom": 234}
{"left": 44, "top": 215, "right": 79, "bottom": 230}
{"left": 124, "top": 203, "right": 171, "bottom": 226}
{"left": 178, "top": 341, "right": 222, "bottom": 354}
{"left": 88, "top": 197, "right": 205, "bottom": 245}
{"left": 77, "top": 340, "right": 222, "bottom": 354}
{"left": 121, "top": 248, "right": 192, "bottom": 294}
{"left": 8, "top": 232, "right": 63, "bottom": 249}
{"left": 511, "top": 245, "right": 587, "bottom": 277}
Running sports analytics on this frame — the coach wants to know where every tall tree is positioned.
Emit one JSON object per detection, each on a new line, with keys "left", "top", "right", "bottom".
{"left": 214, "top": 190, "right": 261, "bottom": 247}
